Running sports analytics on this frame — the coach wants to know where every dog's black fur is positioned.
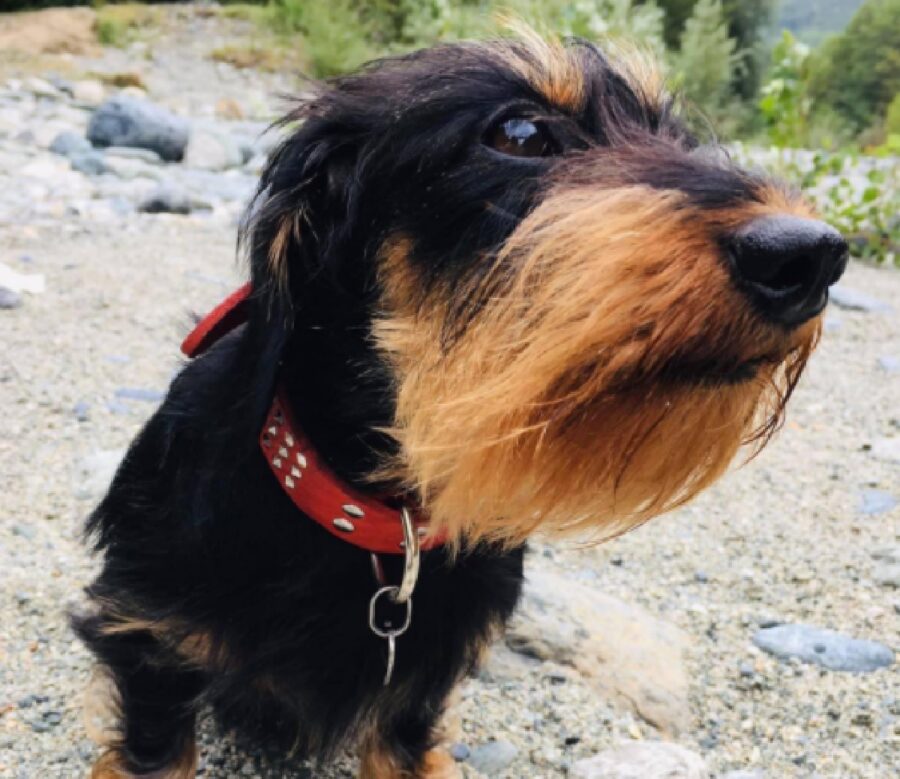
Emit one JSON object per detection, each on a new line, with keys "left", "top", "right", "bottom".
{"left": 75, "top": 37, "right": 795, "bottom": 776}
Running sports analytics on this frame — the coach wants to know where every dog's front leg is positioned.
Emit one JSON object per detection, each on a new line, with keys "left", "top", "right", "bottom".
{"left": 358, "top": 690, "right": 462, "bottom": 779}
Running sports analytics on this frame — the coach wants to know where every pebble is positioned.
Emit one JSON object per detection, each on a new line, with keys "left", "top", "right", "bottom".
{"left": 467, "top": 740, "right": 519, "bottom": 775}
{"left": 571, "top": 741, "right": 708, "bottom": 779}
{"left": 752, "top": 623, "right": 894, "bottom": 673}
{"left": 184, "top": 127, "right": 245, "bottom": 171}
{"left": 115, "top": 387, "right": 165, "bottom": 402}
{"left": 88, "top": 96, "right": 190, "bottom": 163}
{"left": 869, "top": 437, "right": 900, "bottom": 463}
{"left": 49, "top": 130, "right": 92, "bottom": 158}
{"left": 877, "top": 355, "right": 899, "bottom": 373}
{"left": 24, "top": 77, "right": 59, "bottom": 99}
{"left": 449, "top": 742, "right": 470, "bottom": 761}
{"left": 139, "top": 185, "right": 192, "bottom": 215}
{"left": 69, "top": 150, "right": 108, "bottom": 176}
{"left": 829, "top": 285, "right": 893, "bottom": 313}
{"left": 858, "top": 488, "right": 897, "bottom": 515}
{"left": 0, "top": 286, "right": 22, "bottom": 309}
{"left": 871, "top": 546, "right": 900, "bottom": 564}
{"left": 873, "top": 564, "right": 900, "bottom": 588}
{"left": 71, "top": 79, "right": 105, "bottom": 107}
{"left": 75, "top": 449, "right": 125, "bottom": 500}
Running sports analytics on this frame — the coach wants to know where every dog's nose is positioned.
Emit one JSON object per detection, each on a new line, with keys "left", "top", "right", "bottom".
{"left": 728, "top": 215, "right": 848, "bottom": 326}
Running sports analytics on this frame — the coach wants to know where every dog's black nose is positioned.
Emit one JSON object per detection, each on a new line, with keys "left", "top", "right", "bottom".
{"left": 728, "top": 215, "right": 848, "bottom": 326}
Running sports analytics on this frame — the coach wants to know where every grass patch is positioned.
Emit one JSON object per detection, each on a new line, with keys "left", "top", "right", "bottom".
{"left": 95, "top": 4, "right": 165, "bottom": 47}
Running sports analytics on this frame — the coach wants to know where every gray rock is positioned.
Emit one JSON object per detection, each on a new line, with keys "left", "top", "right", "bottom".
{"left": 873, "top": 564, "right": 900, "bottom": 589}
{"left": 449, "top": 742, "right": 470, "bottom": 761}
{"left": 858, "top": 489, "right": 897, "bottom": 516}
{"left": 88, "top": 96, "right": 189, "bottom": 163}
{"left": 467, "top": 740, "right": 518, "bottom": 775}
{"left": 829, "top": 286, "right": 892, "bottom": 313}
{"left": 0, "top": 286, "right": 22, "bottom": 309}
{"left": 24, "top": 77, "right": 59, "bottom": 99}
{"left": 69, "top": 151, "right": 108, "bottom": 176}
{"left": 184, "top": 127, "right": 244, "bottom": 171}
{"left": 571, "top": 742, "right": 708, "bottom": 779}
{"left": 138, "top": 186, "right": 192, "bottom": 215}
{"left": 870, "top": 438, "right": 900, "bottom": 464}
{"left": 752, "top": 623, "right": 894, "bottom": 672}
{"left": 49, "top": 131, "right": 91, "bottom": 158}
{"left": 507, "top": 566, "right": 690, "bottom": 736}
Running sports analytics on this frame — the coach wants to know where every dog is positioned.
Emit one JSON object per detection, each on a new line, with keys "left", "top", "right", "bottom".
{"left": 75, "top": 29, "right": 848, "bottom": 779}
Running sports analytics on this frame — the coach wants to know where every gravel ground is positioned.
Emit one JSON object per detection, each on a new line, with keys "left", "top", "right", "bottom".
{"left": 1, "top": 6, "right": 897, "bottom": 779}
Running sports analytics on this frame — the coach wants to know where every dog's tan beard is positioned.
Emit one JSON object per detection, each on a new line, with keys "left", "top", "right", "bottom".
{"left": 374, "top": 185, "right": 821, "bottom": 548}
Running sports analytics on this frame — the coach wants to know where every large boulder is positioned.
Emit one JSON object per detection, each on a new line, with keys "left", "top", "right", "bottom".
{"left": 504, "top": 567, "right": 691, "bottom": 736}
{"left": 88, "top": 96, "right": 189, "bottom": 163}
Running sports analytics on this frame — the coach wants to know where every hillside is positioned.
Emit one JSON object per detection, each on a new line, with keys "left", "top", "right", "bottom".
{"left": 772, "top": 0, "right": 866, "bottom": 44}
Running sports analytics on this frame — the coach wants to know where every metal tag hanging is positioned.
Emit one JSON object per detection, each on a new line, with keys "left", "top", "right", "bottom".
{"left": 368, "top": 507, "right": 421, "bottom": 685}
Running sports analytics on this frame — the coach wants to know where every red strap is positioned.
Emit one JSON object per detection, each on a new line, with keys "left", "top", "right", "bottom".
{"left": 181, "top": 283, "right": 252, "bottom": 358}
{"left": 261, "top": 389, "right": 444, "bottom": 554}
{"left": 181, "top": 285, "right": 443, "bottom": 554}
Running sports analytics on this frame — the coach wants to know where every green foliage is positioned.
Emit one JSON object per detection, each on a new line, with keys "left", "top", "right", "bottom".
{"left": 755, "top": 148, "right": 900, "bottom": 266}
{"left": 807, "top": 0, "right": 900, "bottom": 133}
{"left": 263, "top": 0, "right": 667, "bottom": 79}
{"left": 672, "top": 0, "right": 737, "bottom": 128}
{"left": 644, "top": 0, "right": 774, "bottom": 98}
{"left": 885, "top": 93, "right": 900, "bottom": 135}
{"left": 94, "top": 3, "right": 165, "bottom": 46}
{"left": 758, "top": 31, "right": 812, "bottom": 147}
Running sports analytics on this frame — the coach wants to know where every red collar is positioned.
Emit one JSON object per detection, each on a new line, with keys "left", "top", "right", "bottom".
{"left": 181, "top": 284, "right": 442, "bottom": 554}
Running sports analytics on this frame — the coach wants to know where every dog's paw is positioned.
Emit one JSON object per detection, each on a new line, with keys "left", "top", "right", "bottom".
{"left": 420, "top": 749, "right": 462, "bottom": 779}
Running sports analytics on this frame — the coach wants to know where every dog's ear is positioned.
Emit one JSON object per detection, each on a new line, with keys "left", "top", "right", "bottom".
{"left": 236, "top": 102, "right": 362, "bottom": 421}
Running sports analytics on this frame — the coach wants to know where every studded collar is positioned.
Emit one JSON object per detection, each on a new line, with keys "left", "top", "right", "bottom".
{"left": 181, "top": 285, "right": 442, "bottom": 555}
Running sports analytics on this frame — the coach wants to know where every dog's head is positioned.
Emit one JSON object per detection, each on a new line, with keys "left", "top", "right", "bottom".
{"left": 243, "top": 31, "right": 847, "bottom": 547}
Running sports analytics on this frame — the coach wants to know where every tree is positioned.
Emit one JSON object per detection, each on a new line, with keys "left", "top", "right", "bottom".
{"left": 673, "top": 0, "right": 737, "bottom": 128}
{"left": 808, "top": 0, "right": 900, "bottom": 133}
{"left": 641, "top": 0, "right": 775, "bottom": 97}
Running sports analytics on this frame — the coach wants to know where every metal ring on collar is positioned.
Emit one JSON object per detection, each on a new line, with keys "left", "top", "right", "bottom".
{"left": 393, "top": 506, "right": 420, "bottom": 604}
{"left": 368, "top": 585, "right": 413, "bottom": 639}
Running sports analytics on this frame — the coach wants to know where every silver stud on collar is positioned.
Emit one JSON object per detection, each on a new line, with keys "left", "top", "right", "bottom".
{"left": 342, "top": 504, "right": 364, "bottom": 518}
{"left": 267, "top": 426, "right": 278, "bottom": 437}
{"left": 272, "top": 457, "right": 282, "bottom": 469}
{"left": 285, "top": 475, "right": 295, "bottom": 488}
{"left": 296, "top": 452, "right": 307, "bottom": 469}
{"left": 285, "top": 433, "right": 295, "bottom": 447}
{"left": 278, "top": 446, "right": 288, "bottom": 458}
{"left": 290, "top": 466, "right": 301, "bottom": 478}
{"left": 333, "top": 518, "right": 355, "bottom": 533}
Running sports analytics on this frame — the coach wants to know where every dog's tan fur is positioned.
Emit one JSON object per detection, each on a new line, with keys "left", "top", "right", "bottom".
{"left": 376, "top": 184, "right": 819, "bottom": 549}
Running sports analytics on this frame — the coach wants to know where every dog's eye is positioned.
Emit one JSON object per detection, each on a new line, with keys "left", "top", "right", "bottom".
{"left": 487, "top": 118, "right": 551, "bottom": 158}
